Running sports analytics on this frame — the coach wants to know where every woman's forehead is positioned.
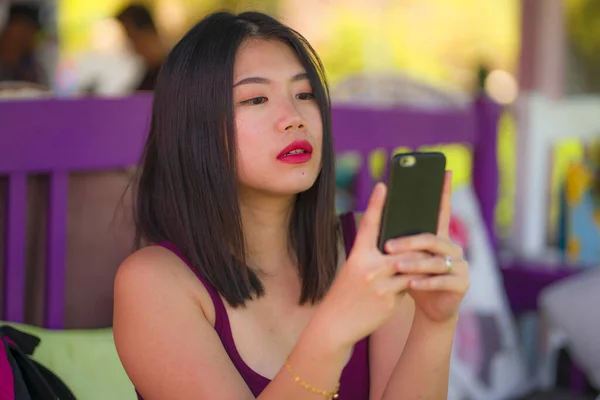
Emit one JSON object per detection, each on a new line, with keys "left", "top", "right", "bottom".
{"left": 233, "top": 39, "right": 305, "bottom": 82}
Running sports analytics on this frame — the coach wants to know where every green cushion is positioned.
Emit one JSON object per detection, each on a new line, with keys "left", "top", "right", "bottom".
{"left": 2, "top": 322, "right": 136, "bottom": 400}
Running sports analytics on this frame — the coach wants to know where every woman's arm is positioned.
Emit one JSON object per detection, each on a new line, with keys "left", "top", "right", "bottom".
{"left": 367, "top": 296, "right": 414, "bottom": 400}
{"left": 369, "top": 303, "right": 456, "bottom": 400}
{"left": 113, "top": 246, "right": 351, "bottom": 400}
{"left": 384, "top": 310, "right": 456, "bottom": 400}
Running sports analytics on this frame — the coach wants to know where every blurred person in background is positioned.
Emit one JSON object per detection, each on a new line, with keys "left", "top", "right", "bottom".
{"left": 0, "top": 3, "right": 44, "bottom": 85}
{"left": 116, "top": 3, "right": 166, "bottom": 91}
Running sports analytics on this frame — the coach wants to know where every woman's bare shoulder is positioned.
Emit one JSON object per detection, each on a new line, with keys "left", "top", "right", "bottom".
{"left": 116, "top": 245, "right": 191, "bottom": 295}
{"left": 113, "top": 245, "right": 251, "bottom": 400}
{"left": 114, "top": 245, "right": 216, "bottom": 324}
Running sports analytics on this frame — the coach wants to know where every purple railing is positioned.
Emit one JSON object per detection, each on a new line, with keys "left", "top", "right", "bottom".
{"left": 0, "top": 94, "right": 499, "bottom": 328}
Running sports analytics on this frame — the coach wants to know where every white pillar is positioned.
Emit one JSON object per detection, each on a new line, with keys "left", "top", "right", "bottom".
{"left": 512, "top": 0, "right": 566, "bottom": 257}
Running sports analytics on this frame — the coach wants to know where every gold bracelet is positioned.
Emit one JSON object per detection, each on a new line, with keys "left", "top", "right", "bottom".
{"left": 285, "top": 356, "right": 340, "bottom": 399}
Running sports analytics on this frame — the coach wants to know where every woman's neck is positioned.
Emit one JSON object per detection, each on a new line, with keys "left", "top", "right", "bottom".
{"left": 239, "top": 191, "right": 296, "bottom": 275}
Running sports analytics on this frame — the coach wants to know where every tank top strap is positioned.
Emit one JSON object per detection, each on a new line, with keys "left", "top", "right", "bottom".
{"left": 154, "top": 242, "right": 228, "bottom": 332}
{"left": 339, "top": 211, "right": 357, "bottom": 257}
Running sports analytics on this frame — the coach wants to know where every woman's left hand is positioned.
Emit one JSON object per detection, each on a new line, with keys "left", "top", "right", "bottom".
{"left": 383, "top": 171, "right": 470, "bottom": 324}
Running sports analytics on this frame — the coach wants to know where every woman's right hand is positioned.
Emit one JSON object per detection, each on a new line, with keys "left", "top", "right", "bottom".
{"left": 313, "top": 183, "right": 425, "bottom": 350}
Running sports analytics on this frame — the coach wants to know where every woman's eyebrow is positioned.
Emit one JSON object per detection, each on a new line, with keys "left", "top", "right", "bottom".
{"left": 233, "top": 72, "right": 309, "bottom": 88}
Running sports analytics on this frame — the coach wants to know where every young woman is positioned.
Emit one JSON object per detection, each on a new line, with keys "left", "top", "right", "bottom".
{"left": 113, "top": 11, "right": 469, "bottom": 400}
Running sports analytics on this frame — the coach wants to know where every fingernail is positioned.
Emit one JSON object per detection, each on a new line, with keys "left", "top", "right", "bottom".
{"left": 387, "top": 239, "right": 407, "bottom": 251}
{"left": 385, "top": 241, "right": 395, "bottom": 252}
{"left": 396, "top": 261, "right": 408, "bottom": 271}
{"left": 410, "top": 280, "right": 423, "bottom": 288}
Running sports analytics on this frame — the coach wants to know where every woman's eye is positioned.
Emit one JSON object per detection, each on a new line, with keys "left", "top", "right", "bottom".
{"left": 241, "top": 97, "right": 268, "bottom": 105}
{"left": 296, "top": 92, "right": 314, "bottom": 100}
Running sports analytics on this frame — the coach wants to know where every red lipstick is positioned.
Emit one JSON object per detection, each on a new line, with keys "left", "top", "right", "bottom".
{"left": 277, "top": 140, "right": 313, "bottom": 164}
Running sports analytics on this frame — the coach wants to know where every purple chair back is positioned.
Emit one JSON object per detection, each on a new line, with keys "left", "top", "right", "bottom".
{"left": 0, "top": 94, "right": 152, "bottom": 328}
{"left": 0, "top": 94, "right": 499, "bottom": 329}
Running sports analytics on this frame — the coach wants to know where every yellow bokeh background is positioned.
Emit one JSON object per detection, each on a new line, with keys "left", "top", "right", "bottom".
{"left": 59, "top": 0, "right": 520, "bottom": 88}
{"left": 58, "top": 0, "right": 544, "bottom": 241}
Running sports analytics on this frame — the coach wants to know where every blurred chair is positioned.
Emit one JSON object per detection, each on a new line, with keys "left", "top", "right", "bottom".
{"left": 538, "top": 268, "right": 600, "bottom": 393}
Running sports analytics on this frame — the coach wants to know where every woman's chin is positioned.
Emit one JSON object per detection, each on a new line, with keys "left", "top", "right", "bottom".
{"left": 239, "top": 172, "right": 320, "bottom": 199}
{"left": 257, "top": 181, "right": 318, "bottom": 198}
{"left": 283, "top": 176, "right": 320, "bottom": 195}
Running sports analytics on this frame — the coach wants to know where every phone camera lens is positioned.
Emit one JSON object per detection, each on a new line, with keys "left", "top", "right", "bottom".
{"left": 399, "top": 155, "right": 416, "bottom": 167}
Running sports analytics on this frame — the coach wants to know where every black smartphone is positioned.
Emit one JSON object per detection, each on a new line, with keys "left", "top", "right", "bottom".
{"left": 377, "top": 151, "right": 447, "bottom": 253}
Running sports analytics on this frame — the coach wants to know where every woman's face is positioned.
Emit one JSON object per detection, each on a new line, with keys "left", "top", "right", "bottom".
{"left": 233, "top": 39, "right": 323, "bottom": 199}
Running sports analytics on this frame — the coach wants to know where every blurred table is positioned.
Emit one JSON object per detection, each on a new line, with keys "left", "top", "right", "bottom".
{"left": 500, "top": 257, "right": 588, "bottom": 394}
{"left": 500, "top": 259, "right": 581, "bottom": 314}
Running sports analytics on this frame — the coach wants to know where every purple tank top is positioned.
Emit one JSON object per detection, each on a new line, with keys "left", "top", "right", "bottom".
{"left": 136, "top": 212, "right": 370, "bottom": 399}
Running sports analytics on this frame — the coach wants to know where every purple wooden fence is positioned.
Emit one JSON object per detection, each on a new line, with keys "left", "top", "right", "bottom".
{"left": 0, "top": 94, "right": 499, "bottom": 329}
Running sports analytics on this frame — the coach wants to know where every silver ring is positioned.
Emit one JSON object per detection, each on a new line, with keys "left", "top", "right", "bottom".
{"left": 445, "top": 256, "right": 453, "bottom": 274}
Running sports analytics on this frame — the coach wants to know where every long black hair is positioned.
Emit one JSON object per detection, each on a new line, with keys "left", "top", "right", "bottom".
{"left": 134, "top": 11, "right": 339, "bottom": 307}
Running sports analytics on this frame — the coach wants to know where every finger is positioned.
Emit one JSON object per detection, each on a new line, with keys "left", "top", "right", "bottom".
{"left": 365, "top": 253, "right": 427, "bottom": 281}
{"left": 386, "top": 233, "right": 463, "bottom": 258}
{"left": 354, "top": 182, "right": 387, "bottom": 250}
{"left": 376, "top": 274, "right": 427, "bottom": 295}
{"left": 408, "top": 274, "right": 470, "bottom": 292}
{"left": 396, "top": 255, "right": 462, "bottom": 275}
{"left": 393, "top": 251, "right": 430, "bottom": 262}
{"left": 437, "top": 170, "right": 453, "bottom": 239}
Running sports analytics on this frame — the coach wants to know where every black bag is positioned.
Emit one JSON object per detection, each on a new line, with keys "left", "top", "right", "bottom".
{"left": 1, "top": 325, "right": 76, "bottom": 400}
